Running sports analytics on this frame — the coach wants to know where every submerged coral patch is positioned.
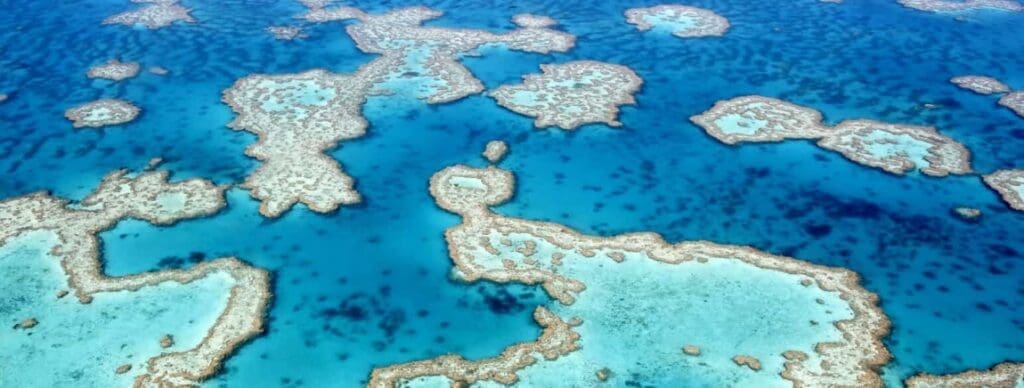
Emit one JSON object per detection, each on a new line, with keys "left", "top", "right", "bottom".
{"left": 490, "top": 61, "right": 643, "bottom": 130}
{"left": 64, "top": 99, "right": 141, "bottom": 128}
{"left": 87, "top": 59, "right": 141, "bottom": 81}
{"left": 369, "top": 143, "right": 891, "bottom": 387}
{"left": 691, "top": 96, "right": 972, "bottom": 177}
{"left": 103, "top": 0, "right": 195, "bottom": 29}
{"left": 267, "top": 26, "right": 306, "bottom": 40}
{"left": 625, "top": 5, "right": 730, "bottom": 38}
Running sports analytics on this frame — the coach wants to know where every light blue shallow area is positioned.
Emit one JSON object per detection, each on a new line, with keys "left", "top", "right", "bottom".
{"left": 0, "top": 0, "right": 1023, "bottom": 386}
{"left": 457, "top": 231, "right": 852, "bottom": 387}
{"left": 0, "top": 231, "right": 231, "bottom": 386}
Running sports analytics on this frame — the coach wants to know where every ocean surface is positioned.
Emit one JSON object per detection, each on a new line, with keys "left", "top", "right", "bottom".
{"left": 1, "top": 0, "right": 1023, "bottom": 386}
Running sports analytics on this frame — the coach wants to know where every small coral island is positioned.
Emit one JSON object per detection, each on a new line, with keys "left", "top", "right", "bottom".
{"left": 368, "top": 142, "right": 891, "bottom": 387}
{"left": 87, "top": 59, "right": 141, "bottom": 82}
{"left": 625, "top": 5, "right": 730, "bottom": 38}
{"left": 490, "top": 61, "right": 644, "bottom": 130}
{"left": 64, "top": 99, "right": 141, "bottom": 128}
{"left": 691, "top": 95, "right": 973, "bottom": 177}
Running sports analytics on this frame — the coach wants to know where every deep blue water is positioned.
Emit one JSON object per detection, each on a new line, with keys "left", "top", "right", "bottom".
{"left": 1, "top": 0, "right": 1023, "bottom": 386}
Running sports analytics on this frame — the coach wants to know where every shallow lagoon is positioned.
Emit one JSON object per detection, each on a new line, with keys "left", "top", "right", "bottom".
{"left": 0, "top": 0, "right": 1023, "bottom": 386}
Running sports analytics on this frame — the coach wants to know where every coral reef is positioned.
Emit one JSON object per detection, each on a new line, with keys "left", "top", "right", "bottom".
{"left": 625, "top": 5, "right": 730, "bottom": 38}
{"left": 490, "top": 61, "right": 643, "bottom": 130}
{"left": 691, "top": 96, "right": 972, "bottom": 177}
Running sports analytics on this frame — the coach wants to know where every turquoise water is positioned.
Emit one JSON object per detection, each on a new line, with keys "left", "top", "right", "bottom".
{"left": 0, "top": 230, "right": 231, "bottom": 387}
{"left": 1, "top": 0, "right": 1023, "bottom": 386}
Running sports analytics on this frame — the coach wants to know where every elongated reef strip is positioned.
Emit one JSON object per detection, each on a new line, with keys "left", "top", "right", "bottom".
{"left": 103, "top": 0, "right": 196, "bottom": 29}
{"left": 369, "top": 143, "right": 891, "bottom": 387}
{"left": 950, "top": 75, "right": 1011, "bottom": 95}
{"left": 88, "top": 59, "right": 141, "bottom": 81}
{"left": 982, "top": 169, "right": 1024, "bottom": 212}
{"left": 905, "top": 362, "right": 1024, "bottom": 387}
{"left": 625, "top": 5, "right": 730, "bottom": 38}
{"left": 65, "top": 99, "right": 141, "bottom": 128}
{"left": 0, "top": 168, "right": 271, "bottom": 387}
{"left": 368, "top": 307, "right": 581, "bottom": 386}
{"left": 225, "top": 5, "right": 575, "bottom": 218}
{"left": 490, "top": 61, "right": 643, "bottom": 130}
{"left": 896, "top": 0, "right": 1023, "bottom": 12}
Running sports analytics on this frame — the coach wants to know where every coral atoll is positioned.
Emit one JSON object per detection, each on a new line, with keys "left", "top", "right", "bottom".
{"left": 490, "top": 61, "right": 643, "bottom": 130}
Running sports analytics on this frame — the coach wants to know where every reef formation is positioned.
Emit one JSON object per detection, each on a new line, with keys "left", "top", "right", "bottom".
{"left": 368, "top": 143, "right": 891, "bottom": 387}
{"left": 905, "top": 362, "right": 1024, "bottom": 387}
{"left": 983, "top": 169, "right": 1024, "bottom": 212}
{"left": 950, "top": 75, "right": 1024, "bottom": 118}
{"left": 896, "top": 0, "right": 1024, "bottom": 12}
{"left": 64, "top": 99, "right": 141, "bottom": 129}
{"left": 0, "top": 165, "right": 270, "bottom": 387}
{"left": 267, "top": 26, "right": 306, "bottom": 40}
{"left": 624, "top": 5, "right": 730, "bottom": 38}
{"left": 490, "top": 61, "right": 643, "bottom": 130}
{"left": 691, "top": 95, "right": 972, "bottom": 177}
{"left": 87, "top": 59, "right": 141, "bottom": 82}
{"left": 103, "top": 0, "right": 196, "bottom": 29}
{"left": 950, "top": 76, "right": 1011, "bottom": 95}
{"left": 1000, "top": 91, "right": 1024, "bottom": 117}
{"left": 224, "top": 5, "right": 575, "bottom": 217}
